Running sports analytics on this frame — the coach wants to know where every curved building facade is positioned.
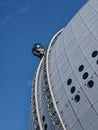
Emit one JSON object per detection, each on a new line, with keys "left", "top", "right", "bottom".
{"left": 28, "top": 0, "right": 98, "bottom": 130}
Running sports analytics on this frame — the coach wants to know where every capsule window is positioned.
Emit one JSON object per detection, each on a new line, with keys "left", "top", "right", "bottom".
{"left": 92, "top": 50, "right": 98, "bottom": 58}
{"left": 82, "top": 72, "right": 89, "bottom": 80}
{"left": 87, "top": 80, "right": 94, "bottom": 88}
{"left": 74, "top": 95, "right": 80, "bottom": 103}
{"left": 70, "top": 86, "right": 76, "bottom": 94}
{"left": 42, "top": 115, "right": 45, "bottom": 122}
{"left": 78, "top": 65, "right": 84, "bottom": 72}
{"left": 44, "top": 124, "right": 47, "bottom": 130}
{"left": 67, "top": 78, "right": 72, "bottom": 86}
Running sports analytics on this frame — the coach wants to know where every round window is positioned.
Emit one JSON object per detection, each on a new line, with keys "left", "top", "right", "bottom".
{"left": 74, "top": 95, "right": 80, "bottom": 103}
{"left": 42, "top": 115, "right": 45, "bottom": 122}
{"left": 67, "top": 78, "right": 72, "bottom": 86}
{"left": 82, "top": 72, "right": 89, "bottom": 80}
{"left": 44, "top": 124, "right": 47, "bottom": 130}
{"left": 78, "top": 65, "right": 84, "bottom": 72}
{"left": 70, "top": 86, "right": 76, "bottom": 94}
{"left": 92, "top": 50, "right": 98, "bottom": 58}
{"left": 87, "top": 80, "right": 94, "bottom": 88}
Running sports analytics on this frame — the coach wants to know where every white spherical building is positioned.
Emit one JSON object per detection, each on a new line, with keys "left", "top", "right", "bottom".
{"left": 28, "top": 0, "right": 98, "bottom": 130}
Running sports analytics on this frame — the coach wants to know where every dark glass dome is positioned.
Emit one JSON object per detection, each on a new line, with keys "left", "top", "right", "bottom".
{"left": 33, "top": 43, "right": 44, "bottom": 50}
{"left": 32, "top": 43, "right": 45, "bottom": 58}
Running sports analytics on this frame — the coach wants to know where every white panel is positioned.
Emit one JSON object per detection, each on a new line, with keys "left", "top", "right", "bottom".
{"left": 61, "top": 102, "right": 73, "bottom": 121}
{"left": 67, "top": 43, "right": 80, "bottom": 58}
{"left": 87, "top": 118, "right": 98, "bottom": 130}
{"left": 82, "top": 40, "right": 98, "bottom": 62}
{"left": 51, "top": 72, "right": 61, "bottom": 92}
{"left": 49, "top": 61, "right": 57, "bottom": 75}
{"left": 51, "top": 71, "right": 60, "bottom": 85}
{"left": 81, "top": 73, "right": 98, "bottom": 105}
{"left": 89, "top": 19, "right": 98, "bottom": 34}
{"left": 80, "top": 107, "right": 97, "bottom": 129}
{"left": 55, "top": 34, "right": 66, "bottom": 58}
{"left": 93, "top": 101, "right": 98, "bottom": 115}
{"left": 70, "top": 121, "right": 83, "bottom": 130}
{"left": 59, "top": 63, "right": 68, "bottom": 81}
{"left": 68, "top": 47, "right": 85, "bottom": 71}
{"left": 54, "top": 86, "right": 65, "bottom": 101}
{"left": 56, "top": 94, "right": 71, "bottom": 123}
{"left": 71, "top": 13, "right": 84, "bottom": 34}
{"left": 93, "top": 27, "right": 98, "bottom": 41}
{"left": 65, "top": 38, "right": 78, "bottom": 57}
{"left": 93, "top": 99, "right": 98, "bottom": 114}
{"left": 73, "top": 23, "right": 90, "bottom": 44}
{"left": 50, "top": 70, "right": 58, "bottom": 81}
{"left": 55, "top": 43, "right": 65, "bottom": 58}
{"left": 56, "top": 51, "right": 67, "bottom": 69}
{"left": 49, "top": 47, "right": 55, "bottom": 61}
{"left": 52, "top": 81, "right": 62, "bottom": 96}
{"left": 64, "top": 110, "right": 77, "bottom": 130}
{"left": 79, "top": 3, "right": 97, "bottom": 23}
{"left": 70, "top": 87, "right": 91, "bottom": 118}
{"left": 70, "top": 52, "right": 85, "bottom": 72}
{"left": 59, "top": 60, "right": 71, "bottom": 79}
{"left": 57, "top": 94, "right": 69, "bottom": 110}
{"left": 63, "top": 24, "right": 74, "bottom": 48}
{"left": 79, "top": 33, "right": 97, "bottom": 52}
{"left": 60, "top": 62, "right": 72, "bottom": 86}
{"left": 49, "top": 65, "right": 58, "bottom": 79}
{"left": 89, "top": 0, "right": 98, "bottom": 12}
{"left": 87, "top": 15, "right": 98, "bottom": 30}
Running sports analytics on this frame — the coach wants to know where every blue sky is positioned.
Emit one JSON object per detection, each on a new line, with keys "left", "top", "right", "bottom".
{"left": 0, "top": 0, "right": 87, "bottom": 130}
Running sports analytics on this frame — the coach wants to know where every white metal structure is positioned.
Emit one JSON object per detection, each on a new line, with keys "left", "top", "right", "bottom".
{"left": 29, "top": 0, "right": 98, "bottom": 130}
{"left": 35, "top": 58, "right": 44, "bottom": 130}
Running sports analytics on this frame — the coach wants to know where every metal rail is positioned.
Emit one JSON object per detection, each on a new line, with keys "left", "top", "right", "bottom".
{"left": 46, "top": 28, "right": 67, "bottom": 130}
{"left": 42, "top": 55, "right": 62, "bottom": 129}
{"left": 31, "top": 77, "right": 39, "bottom": 129}
{"left": 34, "top": 58, "right": 44, "bottom": 130}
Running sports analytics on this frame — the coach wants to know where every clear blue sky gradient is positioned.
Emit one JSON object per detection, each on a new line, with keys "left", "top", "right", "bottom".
{"left": 0, "top": 0, "right": 88, "bottom": 130}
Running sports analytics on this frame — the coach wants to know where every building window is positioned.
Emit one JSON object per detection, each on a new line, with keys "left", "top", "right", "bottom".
{"left": 67, "top": 78, "right": 72, "bottom": 86}
{"left": 44, "top": 124, "right": 47, "bottom": 130}
{"left": 74, "top": 95, "right": 80, "bottom": 103}
{"left": 78, "top": 65, "right": 84, "bottom": 72}
{"left": 82, "top": 72, "right": 89, "bottom": 80}
{"left": 87, "top": 80, "right": 94, "bottom": 88}
{"left": 70, "top": 86, "right": 76, "bottom": 94}
{"left": 92, "top": 50, "right": 98, "bottom": 58}
{"left": 42, "top": 115, "right": 45, "bottom": 122}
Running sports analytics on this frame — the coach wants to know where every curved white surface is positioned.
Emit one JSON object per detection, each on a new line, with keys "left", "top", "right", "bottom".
{"left": 35, "top": 58, "right": 43, "bottom": 130}
{"left": 46, "top": 28, "right": 67, "bottom": 130}
{"left": 48, "top": 0, "right": 98, "bottom": 129}
{"left": 29, "top": 0, "right": 98, "bottom": 130}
